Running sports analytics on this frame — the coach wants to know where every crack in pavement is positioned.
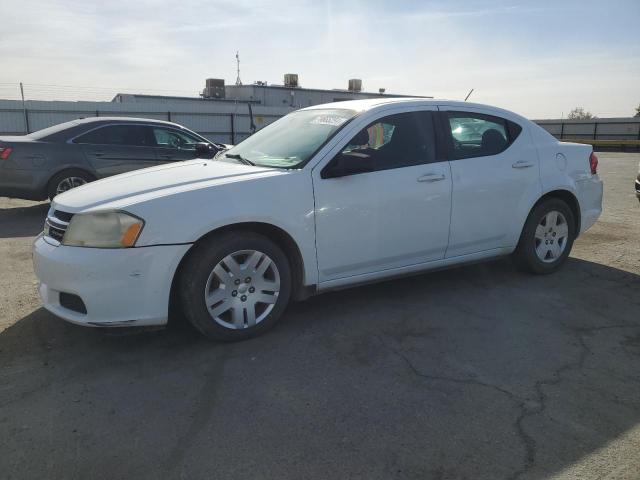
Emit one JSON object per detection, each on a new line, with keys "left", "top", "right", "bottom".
{"left": 375, "top": 322, "right": 640, "bottom": 480}
{"left": 374, "top": 334, "right": 535, "bottom": 480}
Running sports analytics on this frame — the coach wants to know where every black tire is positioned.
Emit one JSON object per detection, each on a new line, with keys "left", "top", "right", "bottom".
{"left": 513, "top": 198, "right": 576, "bottom": 274}
{"left": 178, "top": 231, "right": 292, "bottom": 341}
{"left": 47, "top": 169, "right": 94, "bottom": 201}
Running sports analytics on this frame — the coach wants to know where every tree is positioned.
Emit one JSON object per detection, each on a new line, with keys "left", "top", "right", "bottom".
{"left": 635, "top": 104, "right": 640, "bottom": 117}
{"left": 567, "top": 107, "right": 595, "bottom": 120}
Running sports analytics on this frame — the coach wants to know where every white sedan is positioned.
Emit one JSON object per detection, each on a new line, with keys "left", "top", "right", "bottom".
{"left": 33, "top": 98, "right": 603, "bottom": 340}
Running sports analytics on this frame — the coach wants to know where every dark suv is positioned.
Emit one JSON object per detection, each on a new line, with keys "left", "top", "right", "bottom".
{"left": 0, "top": 117, "right": 227, "bottom": 200}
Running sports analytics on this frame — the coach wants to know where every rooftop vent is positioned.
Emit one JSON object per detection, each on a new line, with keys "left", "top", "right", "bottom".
{"left": 284, "top": 73, "right": 299, "bottom": 88}
{"left": 202, "top": 78, "right": 225, "bottom": 99}
{"left": 348, "top": 79, "right": 362, "bottom": 92}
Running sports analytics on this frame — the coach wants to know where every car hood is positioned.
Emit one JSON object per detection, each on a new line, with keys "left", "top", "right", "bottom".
{"left": 53, "top": 159, "right": 285, "bottom": 213}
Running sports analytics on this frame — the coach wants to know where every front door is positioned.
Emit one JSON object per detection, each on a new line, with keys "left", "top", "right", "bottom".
{"left": 313, "top": 109, "right": 452, "bottom": 282}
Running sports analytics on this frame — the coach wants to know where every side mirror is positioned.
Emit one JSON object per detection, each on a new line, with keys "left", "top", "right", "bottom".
{"left": 195, "top": 142, "right": 216, "bottom": 158}
{"left": 322, "top": 152, "right": 374, "bottom": 179}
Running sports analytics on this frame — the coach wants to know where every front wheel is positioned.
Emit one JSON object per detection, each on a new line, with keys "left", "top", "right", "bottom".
{"left": 178, "top": 232, "right": 292, "bottom": 341}
{"left": 513, "top": 198, "right": 576, "bottom": 274}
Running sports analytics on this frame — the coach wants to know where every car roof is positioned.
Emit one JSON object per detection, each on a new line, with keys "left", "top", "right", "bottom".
{"left": 73, "top": 116, "right": 183, "bottom": 127}
{"left": 301, "top": 97, "right": 530, "bottom": 123}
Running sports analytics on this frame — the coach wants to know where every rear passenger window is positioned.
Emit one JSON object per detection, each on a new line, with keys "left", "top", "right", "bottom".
{"left": 73, "top": 125, "right": 154, "bottom": 147}
{"left": 445, "top": 112, "right": 522, "bottom": 159}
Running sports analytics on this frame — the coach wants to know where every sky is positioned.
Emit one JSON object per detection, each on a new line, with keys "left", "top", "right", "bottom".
{"left": 0, "top": 0, "right": 638, "bottom": 118}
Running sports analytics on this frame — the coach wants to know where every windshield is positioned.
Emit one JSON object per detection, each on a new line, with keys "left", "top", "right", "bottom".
{"left": 221, "top": 108, "right": 357, "bottom": 168}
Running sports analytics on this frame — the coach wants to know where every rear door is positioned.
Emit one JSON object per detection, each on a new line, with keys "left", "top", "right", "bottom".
{"left": 75, "top": 124, "right": 157, "bottom": 176}
{"left": 438, "top": 108, "right": 541, "bottom": 257}
{"left": 152, "top": 127, "right": 203, "bottom": 163}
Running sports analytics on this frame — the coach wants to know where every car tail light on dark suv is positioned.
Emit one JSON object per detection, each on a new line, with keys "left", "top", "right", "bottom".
{"left": 589, "top": 152, "right": 598, "bottom": 175}
{"left": 0, "top": 146, "right": 12, "bottom": 160}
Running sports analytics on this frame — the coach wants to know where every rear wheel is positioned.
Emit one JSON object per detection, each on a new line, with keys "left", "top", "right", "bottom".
{"left": 513, "top": 198, "right": 575, "bottom": 274}
{"left": 178, "top": 232, "right": 292, "bottom": 341}
{"left": 47, "top": 169, "right": 94, "bottom": 200}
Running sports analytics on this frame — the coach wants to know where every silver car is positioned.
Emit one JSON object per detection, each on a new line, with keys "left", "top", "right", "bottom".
{"left": 0, "top": 117, "right": 226, "bottom": 200}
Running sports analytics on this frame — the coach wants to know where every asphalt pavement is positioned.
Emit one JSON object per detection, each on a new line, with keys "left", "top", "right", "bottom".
{"left": 1, "top": 153, "right": 639, "bottom": 480}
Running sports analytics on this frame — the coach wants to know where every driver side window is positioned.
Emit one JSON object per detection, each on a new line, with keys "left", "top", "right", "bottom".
{"left": 328, "top": 111, "right": 436, "bottom": 176}
{"left": 153, "top": 128, "right": 200, "bottom": 150}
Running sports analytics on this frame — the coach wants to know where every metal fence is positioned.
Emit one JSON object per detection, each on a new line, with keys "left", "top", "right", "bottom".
{"left": 0, "top": 106, "right": 284, "bottom": 144}
{"left": 2, "top": 102, "right": 639, "bottom": 150}
{"left": 535, "top": 118, "right": 640, "bottom": 150}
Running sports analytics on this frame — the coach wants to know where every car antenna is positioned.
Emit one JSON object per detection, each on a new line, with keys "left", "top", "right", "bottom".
{"left": 464, "top": 89, "right": 474, "bottom": 101}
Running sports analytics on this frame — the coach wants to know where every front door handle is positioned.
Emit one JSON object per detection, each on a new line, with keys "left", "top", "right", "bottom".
{"left": 417, "top": 173, "right": 446, "bottom": 183}
{"left": 512, "top": 161, "right": 534, "bottom": 169}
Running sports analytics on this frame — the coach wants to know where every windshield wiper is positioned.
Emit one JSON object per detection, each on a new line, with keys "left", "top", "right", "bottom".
{"left": 225, "top": 153, "right": 255, "bottom": 166}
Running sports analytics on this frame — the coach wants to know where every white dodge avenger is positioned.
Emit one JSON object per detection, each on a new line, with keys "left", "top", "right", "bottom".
{"left": 33, "top": 98, "right": 603, "bottom": 340}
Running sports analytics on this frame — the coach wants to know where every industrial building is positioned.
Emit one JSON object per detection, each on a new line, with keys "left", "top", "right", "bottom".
{"left": 114, "top": 74, "right": 423, "bottom": 109}
{"left": 0, "top": 75, "right": 425, "bottom": 143}
{"left": 0, "top": 75, "right": 638, "bottom": 149}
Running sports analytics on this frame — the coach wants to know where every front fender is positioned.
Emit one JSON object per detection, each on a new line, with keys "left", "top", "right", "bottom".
{"left": 130, "top": 174, "right": 318, "bottom": 285}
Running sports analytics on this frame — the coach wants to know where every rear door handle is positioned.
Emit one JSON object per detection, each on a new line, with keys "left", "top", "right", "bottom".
{"left": 512, "top": 161, "right": 534, "bottom": 169}
{"left": 417, "top": 173, "right": 446, "bottom": 183}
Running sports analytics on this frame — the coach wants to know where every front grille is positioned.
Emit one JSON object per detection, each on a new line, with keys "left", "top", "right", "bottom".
{"left": 46, "top": 222, "right": 66, "bottom": 242}
{"left": 53, "top": 210, "right": 74, "bottom": 223}
{"left": 44, "top": 210, "right": 74, "bottom": 244}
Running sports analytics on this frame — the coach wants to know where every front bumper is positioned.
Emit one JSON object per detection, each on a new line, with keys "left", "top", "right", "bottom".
{"left": 33, "top": 235, "right": 190, "bottom": 327}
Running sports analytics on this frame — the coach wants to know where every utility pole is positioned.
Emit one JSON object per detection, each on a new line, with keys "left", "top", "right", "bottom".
{"left": 20, "top": 82, "right": 29, "bottom": 133}
{"left": 235, "top": 51, "right": 242, "bottom": 86}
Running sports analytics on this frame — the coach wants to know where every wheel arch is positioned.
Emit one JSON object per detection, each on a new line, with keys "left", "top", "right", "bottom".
{"left": 529, "top": 189, "right": 581, "bottom": 236}
{"left": 168, "top": 221, "right": 313, "bottom": 324}
{"left": 46, "top": 166, "right": 97, "bottom": 196}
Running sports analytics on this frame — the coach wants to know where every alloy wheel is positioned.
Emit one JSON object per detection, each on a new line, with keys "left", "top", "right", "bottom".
{"left": 204, "top": 249, "right": 280, "bottom": 329}
{"left": 534, "top": 210, "right": 569, "bottom": 263}
{"left": 56, "top": 176, "right": 87, "bottom": 195}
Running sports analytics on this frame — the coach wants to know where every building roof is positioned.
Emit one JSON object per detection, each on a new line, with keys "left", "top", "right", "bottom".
{"left": 112, "top": 84, "right": 430, "bottom": 104}
{"left": 111, "top": 93, "right": 259, "bottom": 103}
{"left": 230, "top": 83, "right": 428, "bottom": 98}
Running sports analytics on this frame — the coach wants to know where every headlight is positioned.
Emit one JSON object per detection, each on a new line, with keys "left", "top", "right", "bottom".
{"left": 62, "top": 211, "right": 145, "bottom": 248}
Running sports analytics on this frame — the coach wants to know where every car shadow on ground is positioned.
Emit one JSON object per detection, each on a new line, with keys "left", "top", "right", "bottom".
{"left": 0, "top": 202, "right": 48, "bottom": 238}
{"left": 1, "top": 258, "right": 639, "bottom": 479}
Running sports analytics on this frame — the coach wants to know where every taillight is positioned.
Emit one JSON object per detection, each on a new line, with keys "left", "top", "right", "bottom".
{"left": 589, "top": 152, "right": 598, "bottom": 175}
{"left": 0, "top": 147, "right": 12, "bottom": 160}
